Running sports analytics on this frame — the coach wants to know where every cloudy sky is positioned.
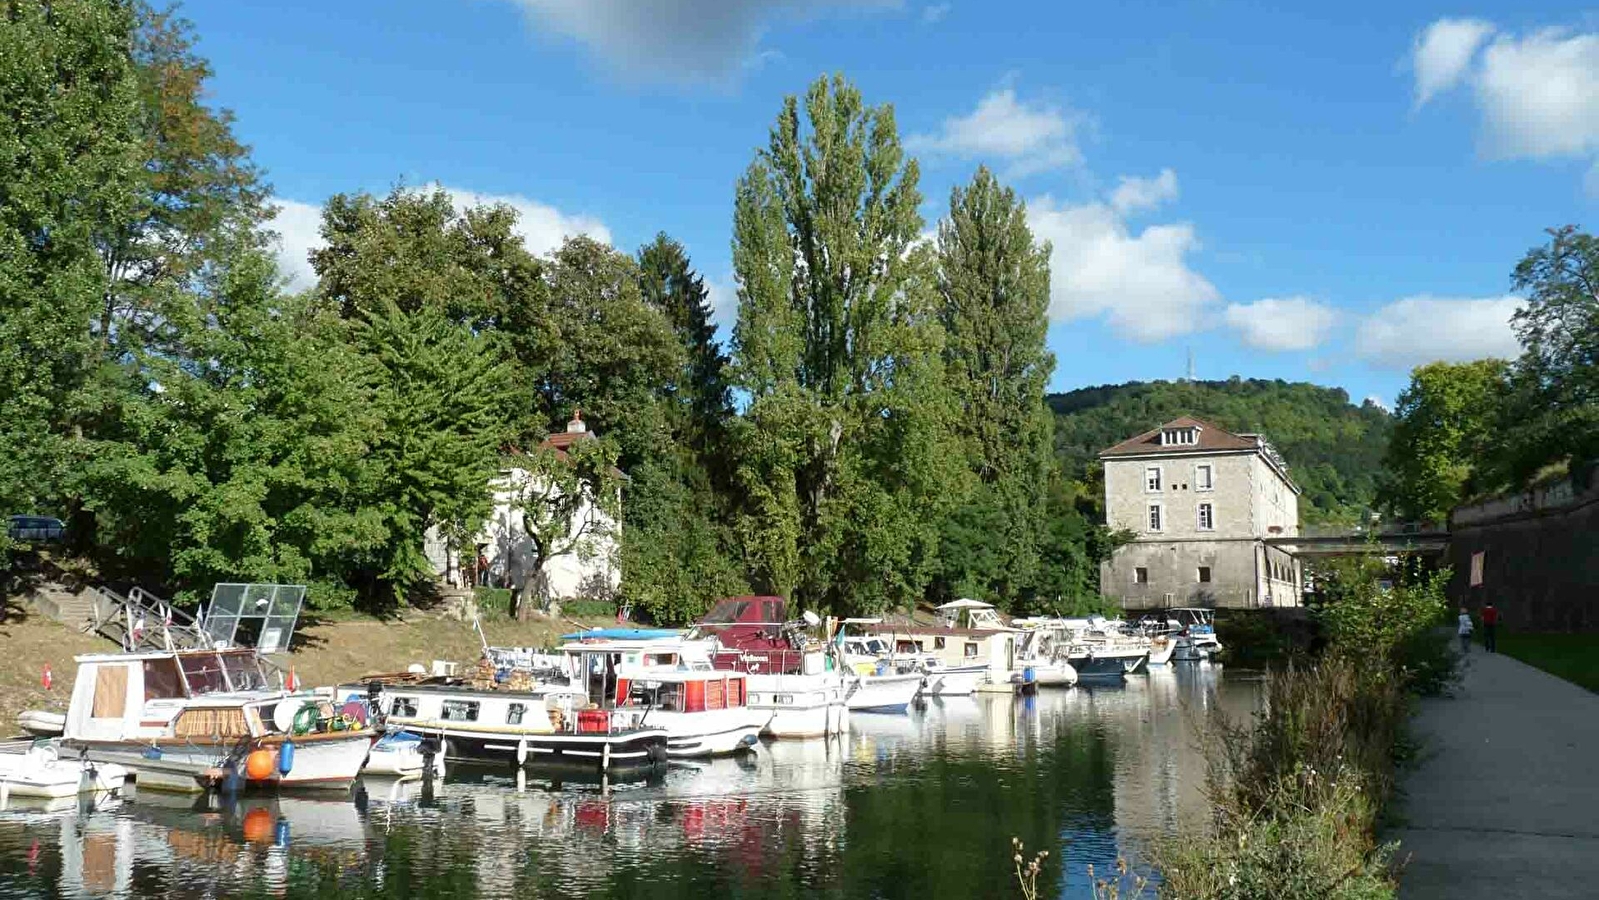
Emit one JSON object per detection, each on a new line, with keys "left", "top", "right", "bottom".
{"left": 188, "top": 1, "right": 1598, "bottom": 407}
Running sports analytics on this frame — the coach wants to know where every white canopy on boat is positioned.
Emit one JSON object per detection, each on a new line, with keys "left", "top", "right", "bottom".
{"left": 935, "top": 598, "right": 995, "bottom": 610}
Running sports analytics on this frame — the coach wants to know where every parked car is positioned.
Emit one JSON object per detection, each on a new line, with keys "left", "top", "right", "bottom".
{"left": 5, "top": 515, "right": 66, "bottom": 543}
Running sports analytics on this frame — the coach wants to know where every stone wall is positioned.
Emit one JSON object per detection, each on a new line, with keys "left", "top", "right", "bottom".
{"left": 1448, "top": 474, "right": 1599, "bottom": 631}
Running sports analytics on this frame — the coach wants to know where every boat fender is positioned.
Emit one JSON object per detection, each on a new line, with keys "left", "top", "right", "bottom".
{"left": 278, "top": 740, "right": 294, "bottom": 775}
{"left": 291, "top": 703, "right": 318, "bottom": 736}
{"left": 142, "top": 746, "right": 163, "bottom": 761}
{"left": 245, "top": 749, "right": 276, "bottom": 781}
{"left": 516, "top": 739, "right": 528, "bottom": 766}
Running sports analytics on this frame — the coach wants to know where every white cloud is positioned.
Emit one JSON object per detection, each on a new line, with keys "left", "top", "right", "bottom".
{"left": 1411, "top": 18, "right": 1495, "bottom": 107}
{"left": 1411, "top": 18, "right": 1599, "bottom": 192}
{"left": 268, "top": 198, "right": 325, "bottom": 292}
{"left": 501, "top": 0, "right": 900, "bottom": 85}
{"left": 705, "top": 277, "right": 740, "bottom": 335}
{"left": 267, "top": 186, "right": 611, "bottom": 291}
{"left": 1110, "top": 168, "right": 1178, "bottom": 214}
{"left": 1223, "top": 296, "right": 1338, "bottom": 352}
{"left": 1364, "top": 394, "right": 1390, "bottom": 412}
{"left": 1027, "top": 171, "right": 1220, "bottom": 342}
{"left": 1354, "top": 295, "right": 1523, "bottom": 370}
{"left": 922, "top": 2, "right": 950, "bottom": 23}
{"left": 908, "top": 88, "right": 1085, "bottom": 177}
{"left": 1475, "top": 27, "right": 1599, "bottom": 160}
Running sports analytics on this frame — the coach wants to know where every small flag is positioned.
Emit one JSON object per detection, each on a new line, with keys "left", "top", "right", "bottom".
{"left": 285, "top": 669, "right": 298, "bottom": 692}
{"left": 41, "top": 664, "right": 52, "bottom": 690}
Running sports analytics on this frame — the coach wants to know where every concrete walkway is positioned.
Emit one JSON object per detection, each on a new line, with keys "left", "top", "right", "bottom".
{"left": 1395, "top": 645, "right": 1599, "bottom": 899}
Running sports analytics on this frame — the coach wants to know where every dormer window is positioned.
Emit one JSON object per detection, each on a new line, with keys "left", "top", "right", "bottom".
{"left": 1161, "top": 427, "right": 1200, "bottom": 446}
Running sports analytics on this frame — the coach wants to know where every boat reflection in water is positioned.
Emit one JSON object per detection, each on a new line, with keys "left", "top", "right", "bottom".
{"left": 0, "top": 666, "right": 1262, "bottom": 900}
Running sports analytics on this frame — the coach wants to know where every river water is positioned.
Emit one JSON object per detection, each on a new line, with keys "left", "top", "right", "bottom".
{"left": 0, "top": 666, "right": 1262, "bottom": 900}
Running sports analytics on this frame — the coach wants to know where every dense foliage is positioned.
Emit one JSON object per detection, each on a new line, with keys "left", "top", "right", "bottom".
{"left": 0, "top": 11, "right": 1118, "bottom": 617}
{"left": 1050, "top": 378, "right": 1394, "bottom": 524}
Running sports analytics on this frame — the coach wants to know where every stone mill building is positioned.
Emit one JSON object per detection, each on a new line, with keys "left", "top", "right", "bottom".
{"left": 1099, "top": 416, "right": 1302, "bottom": 609}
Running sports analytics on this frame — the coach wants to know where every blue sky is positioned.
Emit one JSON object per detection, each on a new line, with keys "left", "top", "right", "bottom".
{"left": 186, "top": 1, "right": 1598, "bottom": 408}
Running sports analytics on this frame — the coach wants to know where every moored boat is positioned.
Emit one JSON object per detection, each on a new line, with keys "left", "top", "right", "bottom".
{"left": 0, "top": 739, "right": 127, "bottom": 801}
{"left": 61, "top": 648, "right": 374, "bottom": 793}
{"left": 691, "top": 597, "right": 850, "bottom": 738}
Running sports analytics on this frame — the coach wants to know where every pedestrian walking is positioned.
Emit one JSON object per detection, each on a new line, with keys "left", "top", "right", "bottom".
{"left": 1482, "top": 602, "right": 1499, "bottom": 653}
{"left": 1457, "top": 607, "right": 1473, "bottom": 654}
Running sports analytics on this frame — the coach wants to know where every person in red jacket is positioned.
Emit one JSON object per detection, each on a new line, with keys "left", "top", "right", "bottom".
{"left": 1482, "top": 603, "right": 1499, "bottom": 653}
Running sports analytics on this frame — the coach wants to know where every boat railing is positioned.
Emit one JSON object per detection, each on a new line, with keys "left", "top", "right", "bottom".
{"left": 88, "top": 585, "right": 210, "bottom": 653}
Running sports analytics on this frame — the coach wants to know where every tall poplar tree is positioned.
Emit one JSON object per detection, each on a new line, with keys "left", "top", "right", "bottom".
{"left": 933, "top": 166, "right": 1057, "bottom": 608}
{"left": 730, "top": 74, "right": 959, "bottom": 614}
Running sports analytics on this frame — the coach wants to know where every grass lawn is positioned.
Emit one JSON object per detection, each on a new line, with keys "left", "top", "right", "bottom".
{"left": 1492, "top": 632, "right": 1599, "bottom": 694}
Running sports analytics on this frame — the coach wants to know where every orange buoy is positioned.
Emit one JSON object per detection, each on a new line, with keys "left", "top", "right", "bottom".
{"left": 242, "top": 807, "right": 274, "bottom": 843}
{"left": 244, "top": 749, "right": 276, "bottom": 781}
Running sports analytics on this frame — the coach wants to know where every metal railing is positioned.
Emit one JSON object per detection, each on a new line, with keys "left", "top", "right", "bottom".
{"left": 89, "top": 586, "right": 209, "bottom": 652}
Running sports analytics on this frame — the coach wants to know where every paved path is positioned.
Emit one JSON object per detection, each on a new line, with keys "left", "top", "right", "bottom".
{"left": 1395, "top": 646, "right": 1599, "bottom": 899}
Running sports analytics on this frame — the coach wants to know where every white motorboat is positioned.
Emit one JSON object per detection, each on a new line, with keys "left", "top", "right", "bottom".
{"left": 842, "top": 669, "right": 924, "bottom": 712}
{"left": 1146, "top": 635, "right": 1177, "bottom": 666}
{"left": 362, "top": 730, "right": 446, "bottom": 779}
{"left": 915, "top": 657, "right": 986, "bottom": 696}
{"left": 1160, "top": 608, "right": 1222, "bottom": 661}
{"left": 16, "top": 710, "right": 66, "bottom": 737}
{"left": 0, "top": 739, "right": 127, "bottom": 801}
{"left": 61, "top": 648, "right": 375, "bottom": 793}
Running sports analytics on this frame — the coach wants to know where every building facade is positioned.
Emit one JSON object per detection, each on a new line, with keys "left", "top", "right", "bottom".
{"left": 1099, "top": 416, "right": 1302, "bottom": 610}
{"left": 425, "top": 413, "right": 621, "bottom": 601}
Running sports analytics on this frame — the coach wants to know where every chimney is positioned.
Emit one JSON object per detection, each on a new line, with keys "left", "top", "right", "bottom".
{"left": 566, "top": 408, "right": 587, "bottom": 434}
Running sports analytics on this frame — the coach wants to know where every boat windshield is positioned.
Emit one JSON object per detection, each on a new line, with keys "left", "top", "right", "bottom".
{"left": 179, "top": 653, "right": 228, "bottom": 695}
{"left": 700, "top": 598, "right": 754, "bottom": 624}
{"left": 219, "top": 650, "right": 270, "bottom": 691}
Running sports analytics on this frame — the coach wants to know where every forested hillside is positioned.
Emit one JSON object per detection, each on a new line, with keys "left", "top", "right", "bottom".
{"left": 1049, "top": 378, "right": 1393, "bottom": 524}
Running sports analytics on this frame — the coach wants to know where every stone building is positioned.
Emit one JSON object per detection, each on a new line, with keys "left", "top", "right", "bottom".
{"left": 1099, "top": 416, "right": 1302, "bottom": 610}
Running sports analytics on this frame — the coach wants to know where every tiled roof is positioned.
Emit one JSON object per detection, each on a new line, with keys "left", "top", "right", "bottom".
{"left": 1098, "top": 415, "right": 1258, "bottom": 457}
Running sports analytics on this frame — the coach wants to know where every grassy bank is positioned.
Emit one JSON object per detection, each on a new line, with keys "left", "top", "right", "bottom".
{"left": 1491, "top": 632, "right": 1599, "bottom": 693}
{"left": 0, "top": 602, "right": 607, "bottom": 735}
{"left": 1148, "top": 557, "right": 1453, "bottom": 900}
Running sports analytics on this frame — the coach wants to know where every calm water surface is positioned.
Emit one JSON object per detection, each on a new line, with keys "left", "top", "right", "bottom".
{"left": 0, "top": 666, "right": 1262, "bottom": 899}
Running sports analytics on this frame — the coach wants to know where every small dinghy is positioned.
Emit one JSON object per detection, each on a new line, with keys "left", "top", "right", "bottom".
{"left": 363, "top": 731, "right": 446, "bottom": 779}
{"left": 16, "top": 710, "right": 66, "bottom": 737}
{"left": 0, "top": 740, "right": 128, "bottom": 801}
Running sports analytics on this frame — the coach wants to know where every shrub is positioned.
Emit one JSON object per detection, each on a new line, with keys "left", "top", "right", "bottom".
{"left": 1158, "top": 772, "right": 1395, "bottom": 900}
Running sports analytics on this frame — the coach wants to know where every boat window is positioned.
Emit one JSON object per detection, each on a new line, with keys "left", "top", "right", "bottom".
{"left": 934, "top": 637, "right": 946, "bottom": 650}
{"left": 142, "top": 658, "right": 186, "bottom": 700}
{"left": 391, "top": 696, "right": 418, "bottom": 717}
{"left": 220, "top": 652, "right": 268, "bottom": 691}
{"left": 706, "top": 678, "right": 726, "bottom": 710}
{"left": 700, "top": 598, "right": 751, "bottom": 624}
{"left": 179, "top": 654, "right": 228, "bottom": 695}
{"left": 653, "top": 683, "right": 682, "bottom": 712}
{"left": 92, "top": 665, "right": 129, "bottom": 718}
{"left": 964, "top": 642, "right": 979, "bottom": 658}
{"left": 507, "top": 703, "right": 525, "bottom": 725}
{"left": 727, "top": 677, "right": 744, "bottom": 707}
{"left": 441, "top": 700, "right": 479, "bottom": 722}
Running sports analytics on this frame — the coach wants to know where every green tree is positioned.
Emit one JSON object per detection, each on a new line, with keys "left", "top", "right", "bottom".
{"left": 310, "top": 189, "right": 525, "bottom": 604}
{"left": 528, "top": 236, "right": 684, "bottom": 467}
{"left": 933, "top": 166, "right": 1057, "bottom": 608}
{"left": 1380, "top": 359, "right": 1508, "bottom": 522}
{"left": 94, "top": 2, "right": 269, "bottom": 356}
{"left": 730, "top": 74, "right": 960, "bottom": 614}
{"left": 1495, "top": 225, "right": 1599, "bottom": 483}
{"left": 637, "top": 233, "right": 731, "bottom": 455}
{"left": 80, "top": 251, "right": 378, "bottom": 605}
{"left": 0, "top": 0, "right": 142, "bottom": 565}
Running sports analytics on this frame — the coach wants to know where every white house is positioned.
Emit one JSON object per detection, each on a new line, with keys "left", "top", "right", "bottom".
{"left": 1099, "top": 416, "right": 1302, "bottom": 609}
{"left": 426, "top": 412, "right": 621, "bottom": 602}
